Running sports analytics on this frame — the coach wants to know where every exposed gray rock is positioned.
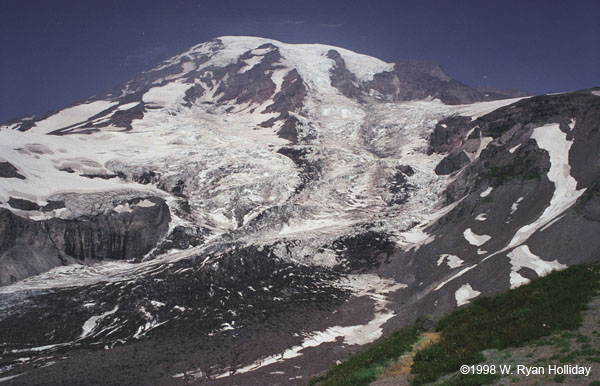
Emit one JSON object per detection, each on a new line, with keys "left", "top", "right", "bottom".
{"left": 366, "top": 59, "right": 496, "bottom": 105}
{"left": 0, "top": 197, "right": 170, "bottom": 285}
{"left": 0, "top": 161, "right": 25, "bottom": 179}
{"left": 7, "top": 197, "right": 40, "bottom": 211}
{"left": 429, "top": 115, "right": 474, "bottom": 154}
{"left": 327, "top": 50, "right": 362, "bottom": 99}
{"left": 435, "top": 150, "right": 471, "bottom": 175}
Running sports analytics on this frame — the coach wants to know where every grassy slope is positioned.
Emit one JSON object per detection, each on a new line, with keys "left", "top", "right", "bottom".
{"left": 311, "top": 263, "right": 600, "bottom": 386}
{"left": 309, "top": 326, "right": 421, "bottom": 386}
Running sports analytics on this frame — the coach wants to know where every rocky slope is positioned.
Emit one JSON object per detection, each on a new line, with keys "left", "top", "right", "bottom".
{"left": 0, "top": 36, "right": 598, "bottom": 385}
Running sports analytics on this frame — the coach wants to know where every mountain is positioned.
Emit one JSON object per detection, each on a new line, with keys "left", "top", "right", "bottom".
{"left": 0, "top": 36, "right": 598, "bottom": 385}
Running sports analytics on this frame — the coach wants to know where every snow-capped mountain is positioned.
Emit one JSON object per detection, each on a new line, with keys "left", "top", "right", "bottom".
{"left": 0, "top": 36, "right": 598, "bottom": 385}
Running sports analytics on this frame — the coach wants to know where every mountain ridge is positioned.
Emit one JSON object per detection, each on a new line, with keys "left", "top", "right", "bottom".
{"left": 0, "top": 36, "right": 598, "bottom": 385}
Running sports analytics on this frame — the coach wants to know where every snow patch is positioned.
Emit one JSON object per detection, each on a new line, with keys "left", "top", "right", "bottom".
{"left": 507, "top": 124, "right": 586, "bottom": 249}
{"left": 510, "top": 197, "right": 524, "bottom": 215}
{"left": 117, "top": 102, "right": 140, "bottom": 111}
{"left": 32, "top": 101, "right": 116, "bottom": 133}
{"left": 508, "top": 144, "right": 521, "bottom": 153}
{"left": 455, "top": 283, "right": 481, "bottom": 306}
{"left": 454, "top": 97, "right": 528, "bottom": 120}
{"left": 463, "top": 228, "right": 491, "bottom": 247}
{"left": 113, "top": 203, "right": 133, "bottom": 213}
{"left": 508, "top": 245, "right": 566, "bottom": 289}
{"left": 142, "top": 81, "right": 191, "bottom": 108}
{"left": 436, "top": 254, "right": 464, "bottom": 269}
{"left": 475, "top": 213, "right": 487, "bottom": 221}
{"left": 80, "top": 306, "right": 119, "bottom": 339}
{"left": 135, "top": 199, "right": 156, "bottom": 208}
{"left": 480, "top": 187, "right": 493, "bottom": 198}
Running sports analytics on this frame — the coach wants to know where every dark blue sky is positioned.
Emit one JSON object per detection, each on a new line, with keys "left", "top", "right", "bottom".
{"left": 1, "top": 0, "right": 598, "bottom": 121}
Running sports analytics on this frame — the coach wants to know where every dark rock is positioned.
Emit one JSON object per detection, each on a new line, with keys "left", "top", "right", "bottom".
{"left": 387, "top": 169, "right": 414, "bottom": 205}
{"left": 80, "top": 173, "right": 119, "bottom": 180}
{"left": 435, "top": 150, "right": 471, "bottom": 175}
{"left": 7, "top": 197, "right": 40, "bottom": 211}
{"left": 331, "top": 231, "right": 395, "bottom": 273}
{"left": 213, "top": 48, "right": 282, "bottom": 106}
{"left": 263, "top": 69, "right": 306, "bottom": 115}
{"left": 277, "top": 147, "right": 322, "bottom": 193}
{"left": 41, "top": 200, "right": 66, "bottom": 212}
{"left": 61, "top": 198, "right": 171, "bottom": 261}
{"left": 106, "top": 102, "right": 145, "bottom": 131}
{"left": 326, "top": 50, "right": 362, "bottom": 99}
{"left": 183, "top": 84, "right": 206, "bottom": 106}
{"left": 148, "top": 225, "right": 210, "bottom": 259}
{"left": 366, "top": 59, "right": 495, "bottom": 105}
{"left": 397, "top": 165, "right": 415, "bottom": 176}
{"left": 429, "top": 116, "right": 474, "bottom": 154}
{"left": 0, "top": 197, "right": 170, "bottom": 285}
{"left": 0, "top": 161, "right": 25, "bottom": 179}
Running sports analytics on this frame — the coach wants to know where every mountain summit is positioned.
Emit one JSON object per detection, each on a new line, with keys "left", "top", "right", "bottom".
{"left": 0, "top": 36, "right": 598, "bottom": 385}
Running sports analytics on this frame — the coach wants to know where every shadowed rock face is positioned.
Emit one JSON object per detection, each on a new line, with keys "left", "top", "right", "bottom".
{"left": 431, "top": 91, "right": 600, "bottom": 201}
{"left": 366, "top": 59, "right": 499, "bottom": 105}
{"left": 7, "top": 197, "right": 40, "bottom": 211}
{"left": 0, "top": 161, "right": 25, "bottom": 179}
{"left": 434, "top": 150, "right": 471, "bottom": 175}
{"left": 0, "top": 197, "right": 170, "bottom": 285}
{"left": 327, "top": 50, "right": 362, "bottom": 99}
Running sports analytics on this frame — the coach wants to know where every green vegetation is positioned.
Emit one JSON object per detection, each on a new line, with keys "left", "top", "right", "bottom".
{"left": 485, "top": 161, "right": 543, "bottom": 185}
{"left": 553, "top": 373, "right": 566, "bottom": 383}
{"left": 434, "top": 373, "right": 501, "bottom": 385}
{"left": 309, "top": 326, "right": 421, "bottom": 386}
{"left": 310, "top": 263, "right": 600, "bottom": 386}
{"left": 412, "top": 264, "right": 600, "bottom": 385}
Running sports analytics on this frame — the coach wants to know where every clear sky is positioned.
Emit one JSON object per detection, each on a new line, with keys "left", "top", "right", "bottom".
{"left": 1, "top": 0, "right": 598, "bottom": 121}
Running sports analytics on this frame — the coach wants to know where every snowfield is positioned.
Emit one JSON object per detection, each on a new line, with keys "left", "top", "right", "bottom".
{"left": 0, "top": 36, "right": 593, "bottom": 384}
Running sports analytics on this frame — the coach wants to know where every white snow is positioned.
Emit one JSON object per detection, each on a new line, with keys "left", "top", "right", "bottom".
{"left": 142, "top": 81, "right": 191, "bottom": 108}
{"left": 506, "top": 124, "right": 586, "bottom": 249}
{"left": 113, "top": 203, "right": 133, "bottom": 213}
{"left": 463, "top": 228, "right": 491, "bottom": 247}
{"left": 592, "top": 90, "right": 600, "bottom": 97}
{"left": 212, "top": 36, "right": 393, "bottom": 94}
{"left": 80, "top": 306, "right": 119, "bottom": 339}
{"left": 507, "top": 245, "right": 566, "bottom": 289}
{"left": 117, "top": 102, "right": 140, "bottom": 111}
{"left": 568, "top": 118, "right": 576, "bottom": 130}
{"left": 510, "top": 197, "right": 524, "bottom": 215}
{"left": 470, "top": 136, "right": 493, "bottom": 160}
{"left": 436, "top": 254, "right": 464, "bottom": 269}
{"left": 0, "top": 373, "right": 25, "bottom": 383}
{"left": 508, "top": 144, "right": 521, "bottom": 153}
{"left": 239, "top": 55, "right": 263, "bottom": 73}
{"left": 455, "top": 283, "right": 481, "bottom": 306}
{"left": 454, "top": 97, "right": 528, "bottom": 120}
{"left": 479, "top": 187, "right": 493, "bottom": 198}
{"left": 135, "top": 199, "right": 156, "bottom": 208}
{"left": 475, "top": 213, "right": 487, "bottom": 221}
{"left": 31, "top": 101, "right": 116, "bottom": 133}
